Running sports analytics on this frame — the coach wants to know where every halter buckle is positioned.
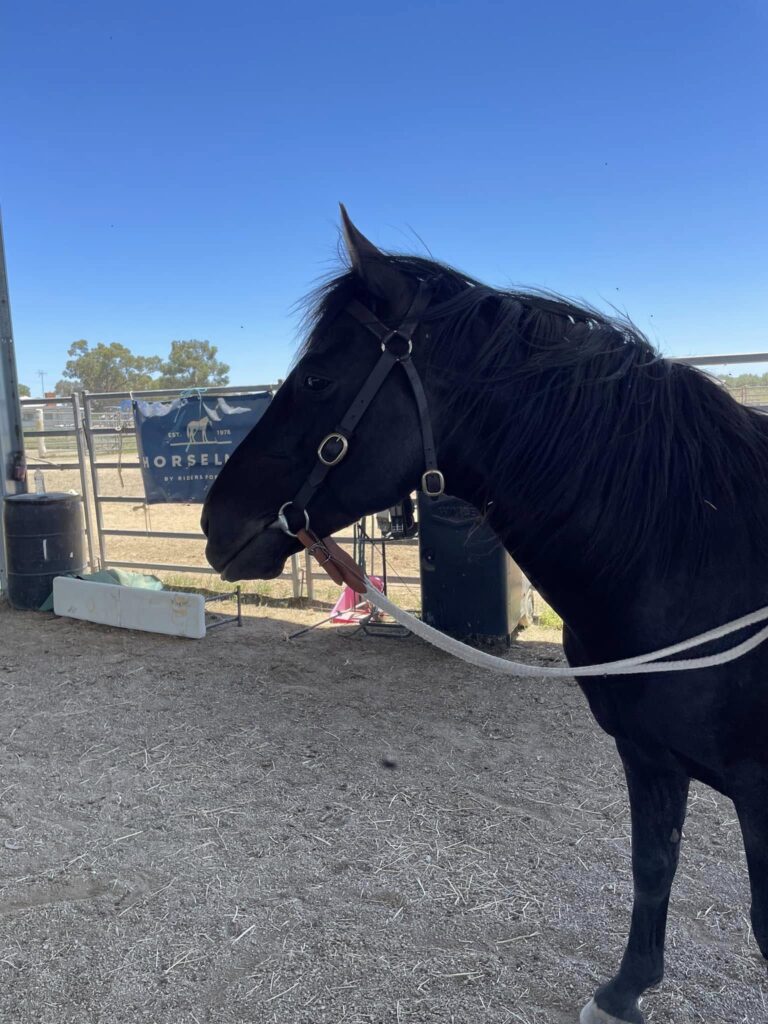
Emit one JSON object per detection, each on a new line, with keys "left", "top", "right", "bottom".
{"left": 318, "top": 432, "right": 349, "bottom": 467}
{"left": 421, "top": 469, "right": 445, "bottom": 497}
{"left": 277, "top": 501, "right": 310, "bottom": 537}
{"left": 381, "top": 331, "right": 413, "bottom": 361}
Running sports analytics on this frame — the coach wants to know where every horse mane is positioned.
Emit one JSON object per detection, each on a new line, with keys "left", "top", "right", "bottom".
{"left": 300, "top": 253, "right": 768, "bottom": 577}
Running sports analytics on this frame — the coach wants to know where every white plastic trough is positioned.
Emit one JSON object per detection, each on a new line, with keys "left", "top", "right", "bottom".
{"left": 53, "top": 576, "right": 206, "bottom": 639}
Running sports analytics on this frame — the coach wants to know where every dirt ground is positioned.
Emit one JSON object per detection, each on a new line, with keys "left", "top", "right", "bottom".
{"left": 1, "top": 599, "right": 766, "bottom": 1024}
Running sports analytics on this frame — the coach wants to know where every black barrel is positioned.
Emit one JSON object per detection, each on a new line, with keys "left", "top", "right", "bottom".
{"left": 418, "top": 493, "right": 529, "bottom": 645}
{"left": 3, "top": 493, "right": 86, "bottom": 610}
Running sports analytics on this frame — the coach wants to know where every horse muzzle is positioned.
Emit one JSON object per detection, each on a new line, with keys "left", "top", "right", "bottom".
{"left": 205, "top": 515, "right": 297, "bottom": 581}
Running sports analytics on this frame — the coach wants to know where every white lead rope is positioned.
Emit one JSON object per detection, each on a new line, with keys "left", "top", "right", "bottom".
{"left": 363, "top": 582, "right": 768, "bottom": 678}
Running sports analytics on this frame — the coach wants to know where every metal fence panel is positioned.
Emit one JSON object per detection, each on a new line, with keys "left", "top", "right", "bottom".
{"left": 20, "top": 395, "right": 97, "bottom": 570}
{"left": 80, "top": 385, "right": 307, "bottom": 596}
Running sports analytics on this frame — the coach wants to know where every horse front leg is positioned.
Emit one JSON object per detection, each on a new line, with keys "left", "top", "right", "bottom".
{"left": 731, "top": 764, "right": 768, "bottom": 962}
{"left": 581, "top": 739, "right": 690, "bottom": 1024}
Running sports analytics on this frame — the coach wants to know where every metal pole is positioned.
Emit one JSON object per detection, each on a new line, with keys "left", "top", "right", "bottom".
{"left": 82, "top": 392, "right": 107, "bottom": 568}
{"left": 72, "top": 394, "right": 97, "bottom": 570}
{"left": 674, "top": 352, "right": 768, "bottom": 367}
{"left": 0, "top": 212, "right": 27, "bottom": 594}
{"left": 290, "top": 553, "right": 300, "bottom": 599}
{"left": 34, "top": 408, "right": 47, "bottom": 457}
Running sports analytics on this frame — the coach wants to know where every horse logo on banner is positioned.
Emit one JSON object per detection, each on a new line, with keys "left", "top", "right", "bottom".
{"left": 186, "top": 416, "right": 210, "bottom": 445}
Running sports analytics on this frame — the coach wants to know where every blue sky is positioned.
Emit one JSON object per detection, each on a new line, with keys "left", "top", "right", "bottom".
{"left": 4, "top": 0, "right": 767, "bottom": 393}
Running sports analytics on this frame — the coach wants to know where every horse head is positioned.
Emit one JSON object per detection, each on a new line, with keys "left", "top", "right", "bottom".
{"left": 201, "top": 208, "right": 452, "bottom": 582}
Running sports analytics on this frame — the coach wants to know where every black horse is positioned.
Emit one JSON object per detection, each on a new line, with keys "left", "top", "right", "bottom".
{"left": 202, "top": 209, "right": 768, "bottom": 1023}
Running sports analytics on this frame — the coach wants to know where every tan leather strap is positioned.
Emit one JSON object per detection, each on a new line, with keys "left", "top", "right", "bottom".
{"left": 296, "top": 529, "right": 368, "bottom": 594}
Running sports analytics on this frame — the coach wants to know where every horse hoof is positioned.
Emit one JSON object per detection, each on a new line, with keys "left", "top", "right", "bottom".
{"left": 579, "top": 997, "right": 642, "bottom": 1024}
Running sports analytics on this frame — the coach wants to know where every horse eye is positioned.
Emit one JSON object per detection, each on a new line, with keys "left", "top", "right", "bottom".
{"left": 304, "top": 375, "right": 332, "bottom": 392}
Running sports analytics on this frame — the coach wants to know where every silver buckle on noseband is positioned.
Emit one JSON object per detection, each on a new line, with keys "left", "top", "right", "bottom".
{"left": 317, "top": 432, "right": 349, "bottom": 467}
{"left": 277, "top": 501, "right": 310, "bottom": 537}
{"left": 421, "top": 470, "right": 445, "bottom": 497}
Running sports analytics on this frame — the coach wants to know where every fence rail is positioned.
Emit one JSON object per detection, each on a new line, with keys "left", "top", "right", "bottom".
{"left": 16, "top": 356, "right": 768, "bottom": 602}
{"left": 21, "top": 387, "right": 420, "bottom": 603}
{"left": 27, "top": 356, "right": 766, "bottom": 603}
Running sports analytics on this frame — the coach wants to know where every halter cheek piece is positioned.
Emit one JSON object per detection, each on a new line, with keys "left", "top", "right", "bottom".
{"left": 273, "top": 280, "right": 444, "bottom": 593}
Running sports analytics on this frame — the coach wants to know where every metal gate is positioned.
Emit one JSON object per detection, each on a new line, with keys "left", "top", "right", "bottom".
{"left": 20, "top": 386, "right": 308, "bottom": 595}
{"left": 20, "top": 393, "right": 96, "bottom": 570}
{"left": 20, "top": 385, "right": 421, "bottom": 601}
{"left": 80, "top": 384, "right": 279, "bottom": 578}
{"left": 19, "top": 354, "right": 767, "bottom": 606}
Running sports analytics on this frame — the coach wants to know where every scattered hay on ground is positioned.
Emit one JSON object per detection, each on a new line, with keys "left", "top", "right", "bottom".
{"left": 0, "top": 602, "right": 764, "bottom": 1023}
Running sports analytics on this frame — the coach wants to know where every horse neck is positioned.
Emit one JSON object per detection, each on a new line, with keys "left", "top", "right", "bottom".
{"left": 432, "top": 377, "right": 663, "bottom": 638}
{"left": 435, "top": 377, "right": 768, "bottom": 657}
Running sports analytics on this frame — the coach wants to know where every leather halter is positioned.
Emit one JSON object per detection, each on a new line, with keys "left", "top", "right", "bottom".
{"left": 274, "top": 280, "right": 444, "bottom": 594}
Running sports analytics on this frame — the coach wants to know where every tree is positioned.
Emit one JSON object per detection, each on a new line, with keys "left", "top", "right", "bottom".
{"left": 156, "top": 340, "right": 230, "bottom": 389}
{"left": 18, "top": 383, "right": 30, "bottom": 397}
{"left": 55, "top": 340, "right": 163, "bottom": 394}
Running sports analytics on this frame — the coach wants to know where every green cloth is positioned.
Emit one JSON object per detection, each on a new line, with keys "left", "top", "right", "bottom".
{"left": 40, "top": 568, "right": 164, "bottom": 611}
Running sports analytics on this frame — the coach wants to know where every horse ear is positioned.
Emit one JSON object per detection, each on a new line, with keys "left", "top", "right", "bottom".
{"left": 339, "top": 204, "right": 382, "bottom": 272}
{"left": 339, "top": 204, "right": 412, "bottom": 309}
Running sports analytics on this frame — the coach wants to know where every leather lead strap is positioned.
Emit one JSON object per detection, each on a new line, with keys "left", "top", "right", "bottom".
{"left": 296, "top": 529, "right": 368, "bottom": 594}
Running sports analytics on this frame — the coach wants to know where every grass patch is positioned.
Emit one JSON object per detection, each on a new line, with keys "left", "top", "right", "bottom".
{"left": 158, "top": 572, "right": 303, "bottom": 606}
{"left": 536, "top": 601, "right": 563, "bottom": 629}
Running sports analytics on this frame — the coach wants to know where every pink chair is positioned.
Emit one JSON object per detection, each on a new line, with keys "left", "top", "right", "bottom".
{"left": 330, "top": 576, "right": 384, "bottom": 624}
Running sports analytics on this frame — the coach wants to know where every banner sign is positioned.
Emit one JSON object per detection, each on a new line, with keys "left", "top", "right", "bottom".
{"left": 133, "top": 392, "right": 271, "bottom": 503}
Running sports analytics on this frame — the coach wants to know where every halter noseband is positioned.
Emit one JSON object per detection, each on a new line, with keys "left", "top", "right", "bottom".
{"left": 272, "top": 280, "right": 444, "bottom": 592}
